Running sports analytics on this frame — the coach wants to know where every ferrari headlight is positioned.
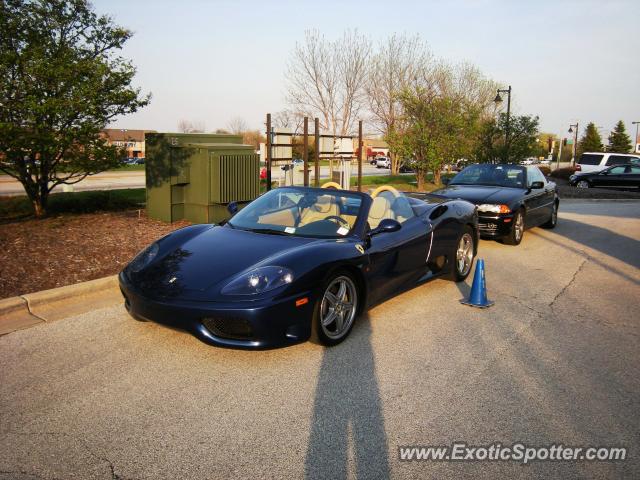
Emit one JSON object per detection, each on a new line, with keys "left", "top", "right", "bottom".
{"left": 128, "top": 242, "right": 159, "bottom": 273}
{"left": 221, "top": 266, "right": 294, "bottom": 295}
{"left": 477, "top": 204, "right": 511, "bottom": 214}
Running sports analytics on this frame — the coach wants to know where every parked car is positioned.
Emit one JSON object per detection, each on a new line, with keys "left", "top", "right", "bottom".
{"left": 134, "top": 158, "right": 145, "bottom": 165}
{"left": 575, "top": 152, "right": 640, "bottom": 173}
{"left": 434, "top": 163, "right": 558, "bottom": 246}
{"left": 569, "top": 164, "right": 640, "bottom": 189}
{"left": 376, "top": 157, "right": 391, "bottom": 169}
{"left": 119, "top": 185, "right": 478, "bottom": 348}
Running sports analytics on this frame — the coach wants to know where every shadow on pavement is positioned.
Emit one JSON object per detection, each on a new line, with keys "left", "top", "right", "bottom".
{"left": 533, "top": 217, "right": 640, "bottom": 270}
{"left": 305, "top": 315, "right": 389, "bottom": 479}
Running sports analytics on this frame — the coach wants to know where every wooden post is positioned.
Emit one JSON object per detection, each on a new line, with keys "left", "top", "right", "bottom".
{"left": 303, "top": 117, "right": 309, "bottom": 186}
{"left": 314, "top": 118, "right": 320, "bottom": 187}
{"left": 266, "top": 113, "right": 272, "bottom": 191}
{"left": 358, "top": 120, "right": 363, "bottom": 192}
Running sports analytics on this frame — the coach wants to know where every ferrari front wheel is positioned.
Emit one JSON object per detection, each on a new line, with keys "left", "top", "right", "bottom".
{"left": 314, "top": 273, "right": 359, "bottom": 346}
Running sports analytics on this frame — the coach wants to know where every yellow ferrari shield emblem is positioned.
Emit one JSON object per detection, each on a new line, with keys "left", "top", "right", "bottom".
{"left": 355, "top": 244, "right": 365, "bottom": 254}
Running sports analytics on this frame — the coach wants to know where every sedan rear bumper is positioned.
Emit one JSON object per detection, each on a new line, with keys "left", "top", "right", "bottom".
{"left": 118, "top": 272, "right": 315, "bottom": 349}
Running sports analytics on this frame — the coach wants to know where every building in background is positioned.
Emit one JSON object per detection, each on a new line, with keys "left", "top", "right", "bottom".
{"left": 101, "top": 129, "right": 156, "bottom": 159}
{"left": 362, "top": 138, "right": 389, "bottom": 159}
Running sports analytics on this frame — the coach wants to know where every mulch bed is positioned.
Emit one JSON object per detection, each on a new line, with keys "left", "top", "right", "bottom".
{"left": 0, "top": 210, "right": 189, "bottom": 299}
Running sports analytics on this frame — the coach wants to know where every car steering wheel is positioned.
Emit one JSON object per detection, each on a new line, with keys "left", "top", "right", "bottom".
{"left": 325, "top": 215, "right": 350, "bottom": 229}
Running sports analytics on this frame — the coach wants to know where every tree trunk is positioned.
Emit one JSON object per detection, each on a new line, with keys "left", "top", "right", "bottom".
{"left": 390, "top": 151, "right": 399, "bottom": 175}
{"left": 433, "top": 168, "right": 442, "bottom": 186}
{"left": 416, "top": 169, "right": 426, "bottom": 191}
{"left": 29, "top": 183, "right": 49, "bottom": 218}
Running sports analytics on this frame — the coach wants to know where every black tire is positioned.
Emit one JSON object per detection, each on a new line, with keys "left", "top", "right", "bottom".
{"left": 450, "top": 226, "right": 476, "bottom": 282}
{"left": 541, "top": 201, "right": 558, "bottom": 229}
{"left": 313, "top": 271, "right": 359, "bottom": 346}
{"left": 503, "top": 209, "right": 524, "bottom": 246}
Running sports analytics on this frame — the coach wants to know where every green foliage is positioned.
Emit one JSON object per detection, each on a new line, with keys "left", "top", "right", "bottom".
{"left": 549, "top": 166, "right": 577, "bottom": 180}
{"left": 578, "top": 122, "right": 604, "bottom": 154}
{"left": 0, "top": 188, "right": 145, "bottom": 221}
{"left": 387, "top": 86, "right": 481, "bottom": 188}
{"left": 473, "top": 114, "right": 540, "bottom": 164}
{"left": 0, "top": 0, "right": 150, "bottom": 216}
{"left": 606, "top": 120, "right": 633, "bottom": 153}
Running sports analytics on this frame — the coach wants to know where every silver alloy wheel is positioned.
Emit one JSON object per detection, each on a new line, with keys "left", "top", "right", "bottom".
{"left": 577, "top": 180, "right": 590, "bottom": 188}
{"left": 456, "top": 233, "right": 474, "bottom": 276}
{"left": 320, "top": 276, "right": 357, "bottom": 340}
{"left": 514, "top": 213, "right": 524, "bottom": 242}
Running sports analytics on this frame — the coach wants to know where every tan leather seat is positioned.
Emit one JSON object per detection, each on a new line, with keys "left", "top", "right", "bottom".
{"left": 300, "top": 195, "right": 339, "bottom": 225}
{"left": 368, "top": 196, "right": 392, "bottom": 228}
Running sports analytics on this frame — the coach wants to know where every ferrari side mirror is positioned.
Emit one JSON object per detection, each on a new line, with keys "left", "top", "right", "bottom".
{"left": 227, "top": 201, "right": 239, "bottom": 216}
{"left": 370, "top": 218, "right": 401, "bottom": 237}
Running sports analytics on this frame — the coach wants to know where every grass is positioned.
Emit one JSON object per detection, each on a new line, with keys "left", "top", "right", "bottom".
{"left": 110, "top": 164, "right": 146, "bottom": 171}
{"left": 0, "top": 188, "right": 146, "bottom": 222}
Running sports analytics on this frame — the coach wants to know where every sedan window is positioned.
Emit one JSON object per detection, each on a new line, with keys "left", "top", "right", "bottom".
{"left": 607, "top": 166, "right": 626, "bottom": 174}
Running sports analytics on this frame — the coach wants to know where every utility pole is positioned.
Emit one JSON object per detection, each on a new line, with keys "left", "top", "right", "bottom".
{"left": 266, "top": 113, "right": 272, "bottom": 191}
{"left": 632, "top": 121, "right": 639, "bottom": 153}
{"left": 494, "top": 86, "right": 512, "bottom": 163}
{"left": 568, "top": 122, "right": 579, "bottom": 165}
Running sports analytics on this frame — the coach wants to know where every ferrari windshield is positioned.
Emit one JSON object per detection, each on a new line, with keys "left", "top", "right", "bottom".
{"left": 450, "top": 164, "right": 526, "bottom": 188}
{"left": 227, "top": 188, "right": 364, "bottom": 238}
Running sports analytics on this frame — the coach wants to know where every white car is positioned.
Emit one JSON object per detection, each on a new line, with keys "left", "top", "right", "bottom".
{"left": 575, "top": 152, "right": 640, "bottom": 173}
{"left": 375, "top": 157, "right": 391, "bottom": 169}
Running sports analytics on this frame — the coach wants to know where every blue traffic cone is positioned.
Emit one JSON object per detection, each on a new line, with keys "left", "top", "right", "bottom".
{"left": 460, "top": 259, "right": 494, "bottom": 308}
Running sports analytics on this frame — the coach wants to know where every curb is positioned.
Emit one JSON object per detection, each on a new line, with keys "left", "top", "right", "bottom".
{"left": 0, "top": 275, "right": 121, "bottom": 335}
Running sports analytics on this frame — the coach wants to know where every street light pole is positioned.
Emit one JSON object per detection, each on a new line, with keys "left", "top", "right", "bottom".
{"left": 633, "top": 121, "right": 639, "bottom": 153}
{"left": 494, "top": 85, "right": 512, "bottom": 163}
{"left": 568, "top": 122, "right": 579, "bottom": 165}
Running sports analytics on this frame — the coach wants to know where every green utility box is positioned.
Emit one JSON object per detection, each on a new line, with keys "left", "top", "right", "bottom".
{"left": 145, "top": 133, "right": 259, "bottom": 224}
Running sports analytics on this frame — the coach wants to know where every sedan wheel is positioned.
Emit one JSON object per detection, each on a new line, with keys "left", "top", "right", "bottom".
{"left": 503, "top": 210, "right": 524, "bottom": 245}
{"left": 542, "top": 202, "right": 558, "bottom": 229}
{"left": 576, "top": 180, "right": 590, "bottom": 188}
{"left": 317, "top": 275, "right": 358, "bottom": 345}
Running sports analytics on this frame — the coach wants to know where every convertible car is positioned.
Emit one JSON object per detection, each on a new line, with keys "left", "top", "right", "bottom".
{"left": 119, "top": 185, "right": 478, "bottom": 349}
{"left": 434, "top": 163, "right": 559, "bottom": 245}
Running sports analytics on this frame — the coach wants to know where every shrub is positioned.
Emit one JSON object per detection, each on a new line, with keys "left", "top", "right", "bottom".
{"left": 549, "top": 167, "right": 577, "bottom": 180}
{"left": 538, "top": 165, "right": 551, "bottom": 177}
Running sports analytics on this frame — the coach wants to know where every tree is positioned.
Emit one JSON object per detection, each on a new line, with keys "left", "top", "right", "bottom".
{"left": 606, "top": 120, "right": 632, "bottom": 153}
{"left": 578, "top": 122, "right": 603, "bottom": 154}
{"left": 473, "top": 114, "right": 540, "bottom": 164}
{"left": 366, "top": 34, "right": 432, "bottom": 174}
{"left": 177, "top": 119, "right": 205, "bottom": 133}
{"left": 227, "top": 117, "right": 248, "bottom": 135}
{"left": 0, "top": 0, "right": 150, "bottom": 217}
{"left": 285, "top": 29, "right": 370, "bottom": 136}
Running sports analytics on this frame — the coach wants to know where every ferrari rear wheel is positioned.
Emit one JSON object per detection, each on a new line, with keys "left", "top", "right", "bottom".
{"left": 452, "top": 226, "right": 475, "bottom": 282}
{"left": 315, "top": 273, "right": 358, "bottom": 346}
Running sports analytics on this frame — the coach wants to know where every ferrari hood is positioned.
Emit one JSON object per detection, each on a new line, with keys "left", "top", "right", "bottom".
{"left": 433, "top": 185, "right": 524, "bottom": 205}
{"left": 135, "top": 225, "right": 320, "bottom": 297}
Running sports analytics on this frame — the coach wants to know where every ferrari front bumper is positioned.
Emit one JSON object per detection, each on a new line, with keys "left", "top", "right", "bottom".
{"left": 118, "top": 272, "right": 315, "bottom": 349}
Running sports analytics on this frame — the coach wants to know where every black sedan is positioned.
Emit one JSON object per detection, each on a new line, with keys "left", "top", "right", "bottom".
{"left": 434, "top": 163, "right": 559, "bottom": 245}
{"left": 119, "top": 185, "right": 478, "bottom": 349}
{"left": 569, "top": 164, "right": 640, "bottom": 189}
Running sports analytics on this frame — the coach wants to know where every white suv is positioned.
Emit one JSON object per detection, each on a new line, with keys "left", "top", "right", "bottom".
{"left": 576, "top": 152, "right": 640, "bottom": 173}
{"left": 375, "top": 157, "right": 391, "bottom": 169}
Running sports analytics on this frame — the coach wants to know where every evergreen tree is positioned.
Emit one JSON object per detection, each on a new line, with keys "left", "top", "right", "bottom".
{"left": 578, "top": 122, "right": 603, "bottom": 153}
{"left": 606, "top": 120, "right": 633, "bottom": 153}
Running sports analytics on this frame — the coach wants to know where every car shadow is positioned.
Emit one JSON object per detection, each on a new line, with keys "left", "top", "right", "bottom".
{"left": 532, "top": 217, "right": 640, "bottom": 270}
{"left": 305, "top": 315, "right": 390, "bottom": 479}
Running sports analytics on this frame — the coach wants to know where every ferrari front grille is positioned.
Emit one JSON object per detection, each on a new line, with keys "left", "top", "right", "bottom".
{"left": 202, "top": 316, "right": 253, "bottom": 340}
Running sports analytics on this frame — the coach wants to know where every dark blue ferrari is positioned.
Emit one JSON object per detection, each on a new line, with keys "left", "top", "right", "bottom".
{"left": 119, "top": 185, "right": 478, "bottom": 349}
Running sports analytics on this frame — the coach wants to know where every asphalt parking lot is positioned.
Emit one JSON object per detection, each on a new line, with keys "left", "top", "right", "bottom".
{"left": 1, "top": 200, "right": 639, "bottom": 479}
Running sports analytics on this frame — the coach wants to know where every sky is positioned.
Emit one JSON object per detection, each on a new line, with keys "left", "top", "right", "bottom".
{"left": 93, "top": 0, "right": 640, "bottom": 143}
